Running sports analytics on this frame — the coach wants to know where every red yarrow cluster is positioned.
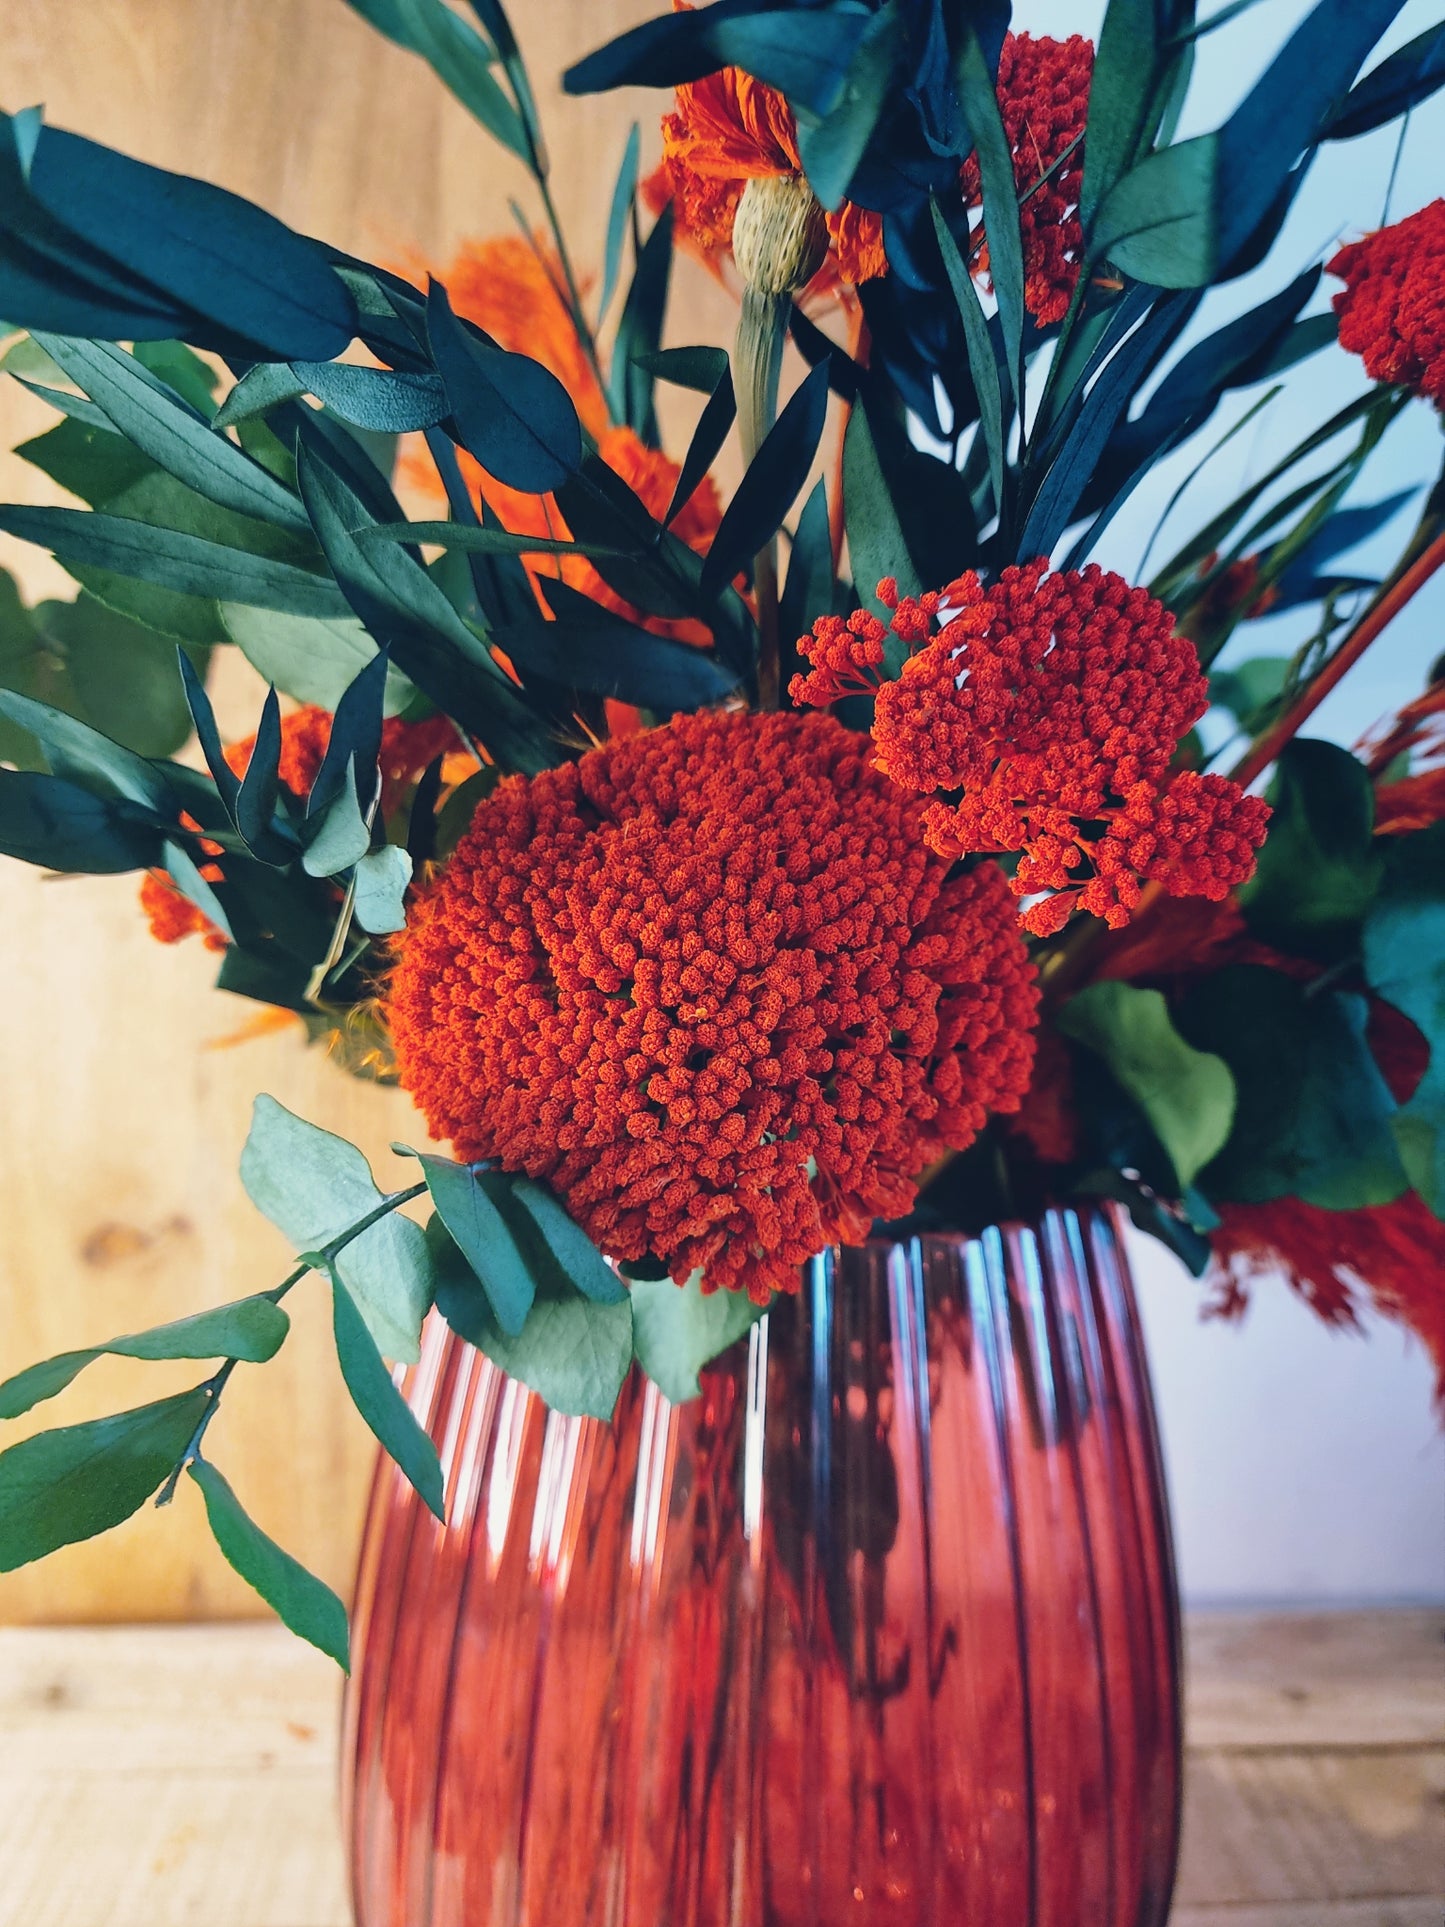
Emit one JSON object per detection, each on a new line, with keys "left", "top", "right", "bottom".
{"left": 962, "top": 32, "right": 1095, "bottom": 326}
{"left": 1328, "top": 199, "right": 1445, "bottom": 408}
{"left": 791, "top": 561, "right": 1270, "bottom": 937}
{"left": 387, "top": 708, "right": 1039, "bottom": 1302}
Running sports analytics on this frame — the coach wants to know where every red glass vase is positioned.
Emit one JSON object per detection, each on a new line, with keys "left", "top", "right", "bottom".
{"left": 343, "top": 1205, "right": 1182, "bottom": 1925}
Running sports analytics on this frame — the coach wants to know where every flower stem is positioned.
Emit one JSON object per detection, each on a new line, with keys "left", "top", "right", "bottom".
{"left": 1228, "top": 519, "right": 1445, "bottom": 790}
{"left": 736, "top": 285, "right": 789, "bottom": 709}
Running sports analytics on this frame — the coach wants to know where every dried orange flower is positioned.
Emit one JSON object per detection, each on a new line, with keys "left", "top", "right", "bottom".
{"left": 962, "top": 32, "right": 1094, "bottom": 325}
{"left": 646, "top": 63, "right": 886, "bottom": 288}
{"left": 140, "top": 867, "right": 228, "bottom": 952}
{"left": 793, "top": 562, "right": 1270, "bottom": 936}
{"left": 1328, "top": 199, "right": 1445, "bottom": 408}
{"left": 387, "top": 707, "right": 1039, "bottom": 1301}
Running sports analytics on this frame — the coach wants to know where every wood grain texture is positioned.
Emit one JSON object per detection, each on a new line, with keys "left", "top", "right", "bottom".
{"left": 0, "top": 0, "right": 739, "bottom": 1623}
{"left": 0, "top": 1611, "right": 1440, "bottom": 1927}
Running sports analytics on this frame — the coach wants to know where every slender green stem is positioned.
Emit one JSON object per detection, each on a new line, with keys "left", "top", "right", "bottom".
{"left": 154, "top": 1180, "right": 428, "bottom": 1505}
{"left": 735, "top": 286, "right": 789, "bottom": 709}
{"left": 536, "top": 172, "right": 609, "bottom": 406}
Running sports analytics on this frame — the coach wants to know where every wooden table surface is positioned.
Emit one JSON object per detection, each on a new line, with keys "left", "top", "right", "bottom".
{"left": 0, "top": 1610, "right": 1439, "bottom": 1926}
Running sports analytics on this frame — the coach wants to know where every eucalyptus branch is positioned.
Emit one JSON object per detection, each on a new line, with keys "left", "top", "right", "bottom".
{"left": 153, "top": 1180, "right": 427, "bottom": 1506}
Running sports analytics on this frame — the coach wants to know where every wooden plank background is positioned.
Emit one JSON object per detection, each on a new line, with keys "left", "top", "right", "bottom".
{"left": 0, "top": 0, "right": 741, "bottom": 1622}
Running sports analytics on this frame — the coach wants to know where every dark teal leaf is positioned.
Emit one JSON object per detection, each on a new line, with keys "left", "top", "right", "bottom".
{"left": 1059, "top": 982, "right": 1235, "bottom": 1188}
{"left": 932, "top": 200, "right": 1004, "bottom": 519}
{"left": 1179, "top": 965, "right": 1408, "bottom": 1208}
{"left": 778, "top": 477, "right": 834, "bottom": 653}
{"left": 1215, "top": 0, "right": 1406, "bottom": 267}
{"left": 1240, "top": 739, "right": 1382, "bottom": 961}
{"left": 234, "top": 684, "right": 289, "bottom": 857}
{"left": 426, "top": 278, "right": 581, "bottom": 495}
{"left": 955, "top": 22, "right": 1026, "bottom": 409}
{"left": 331, "top": 1279, "right": 444, "bottom": 1520}
{"left": 1362, "top": 823, "right": 1445, "bottom": 1213}
{"left": 600, "top": 122, "right": 641, "bottom": 323}
{"left": 0, "top": 1390, "right": 209, "bottom": 1572}
{"left": 0, "top": 1299, "right": 289, "bottom": 1421}
{"left": 0, "top": 766, "right": 161, "bottom": 871}
{"left": 630, "top": 1271, "right": 765, "bottom": 1403}
{"left": 636, "top": 346, "right": 729, "bottom": 394}
{"left": 796, "top": 2, "right": 905, "bottom": 212}
{"left": 842, "top": 397, "right": 918, "bottom": 611}
{"left": 13, "top": 117, "right": 357, "bottom": 358}
{"left": 563, "top": 2, "right": 869, "bottom": 110}
{"left": 290, "top": 360, "right": 449, "bottom": 433}
{"left": 1325, "top": 21, "right": 1445, "bottom": 140}
{"left": 1080, "top": 0, "right": 1195, "bottom": 226}
{"left": 307, "top": 647, "right": 390, "bottom": 820}
{"left": 212, "top": 362, "right": 308, "bottom": 430}
{"left": 240, "top": 1095, "right": 433, "bottom": 1364}
{"left": 189, "top": 1458, "right": 349, "bottom": 1669}
{"left": 1091, "top": 134, "right": 1218, "bottom": 287}
{"left": 702, "top": 359, "right": 829, "bottom": 602}
{"left": 0, "top": 505, "right": 351, "bottom": 619}
{"left": 429, "top": 1218, "right": 633, "bottom": 1420}
{"left": 31, "top": 335, "right": 309, "bottom": 535}
{"left": 608, "top": 204, "right": 673, "bottom": 445}
{"left": 511, "top": 577, "right": 739, "bottom": 708}
{"left": 416, "top": 1154, "right": 536, "bottom": 1337}
{"left": 162, "top": 837, "right": 232, "bottom": 942}
{"left": 0, "top": 688, "right": 172, "bottom": 813}
{"left": 508, "top": 1178, "right": 628, "bottom": 1305}
{"left": 666, "top": 366, "right": 735, "bottom": 528}
{"left": 390, "top": 0, "right": 529, "bottom": 158}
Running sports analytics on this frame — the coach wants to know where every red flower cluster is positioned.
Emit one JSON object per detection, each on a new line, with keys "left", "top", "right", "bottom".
{"left": 141, "top": 704, "right": 458, "bottom": 950}
{"left": 792, "top": 562, "right": 1270, "bottom": 936}
{"left": 961, "top": 32, "right": 1094, "bottom": 325}
{"left": 387, "top": 708, "right": 1039, "bottom": 1302}
{"left": 1328, "top": 199, "right": 1445, "bottom": 408}
{"left": 1209, "top": 1193, "right": 1445, "bottom": 1411}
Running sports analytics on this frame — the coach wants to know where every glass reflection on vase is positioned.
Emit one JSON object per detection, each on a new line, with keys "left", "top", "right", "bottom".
{"left": 344, "top": 1203, "right": 1181, "bottom": 1926}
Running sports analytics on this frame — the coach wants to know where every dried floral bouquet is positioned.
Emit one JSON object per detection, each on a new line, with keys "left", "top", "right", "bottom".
{"left": 0, "top": 0, "right": 1442, "bottom": 1667}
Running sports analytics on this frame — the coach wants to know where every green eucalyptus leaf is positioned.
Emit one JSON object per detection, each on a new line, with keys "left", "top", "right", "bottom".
{"left": 330, "top": 1277, "right": 444, "bottom": 1519}
{"left": 36, "top": 594, "right": 201, "bottom": 759}
{"left": 630, "top": 1271, "right": 765, "bottom": 1404}
{"left": 0, "top": 1298, "right": 288, "bottom": 1422}
{"left": 31, "top": 334, "right": 309, "bottom": 534}
{"left": 240, "top": 1095, "right": 433, "bottom": 1364}
{"left": 0, "top": 505, "right": 350, "bottom": 622}
{"left": 0, "top": 688, "right": 172, "bottom": 812}
{"left": 189, "top": 1458, "right": 349, "bottom": 1669}
{"left": 1240, "top": 738, "right": 1381, "bottom": 960}
{"left": 429, "top": 1218, "right": 633, "bottom": 1421}
{"left": 302, "top": 762, "right": 372, "bottom": 877}
{"left": 1092, "top": 134, "right": 1218, "bottom": 288}
{"left": 1179, "top": 964, "right": 1408, "bottom": 1209}
{"left": 1059, "top": 982, "right": 1235, "bottom": 1188}
{"left": 221, "top": 604, "right": 417, "bottom": 716}
{"left": 507, "top": 1178, "right": 627, "bottom": 1306}
{"left": 352, "top": 843, "right": 413, "bottom": 935}
{"left": 0, "top": 1390, "right": 209, "bottom": 1572}
{"left": 415, "top": 1155, "right": 536, "bottom": 1337}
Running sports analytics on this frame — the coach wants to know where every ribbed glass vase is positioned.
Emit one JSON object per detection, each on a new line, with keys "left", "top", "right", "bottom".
{"left": 342, "top": 1204, "right": 1182, "bottom": 1926}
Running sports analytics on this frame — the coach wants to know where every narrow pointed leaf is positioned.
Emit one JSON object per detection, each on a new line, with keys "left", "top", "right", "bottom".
{"left": 331, "top": 1280, "right": 444, "bottom": 1520}
{"left": 189, "top": 1459, "right": 349, "bottom": 1669}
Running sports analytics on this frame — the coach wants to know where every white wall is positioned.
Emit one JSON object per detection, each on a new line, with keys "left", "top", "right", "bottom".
{"left": 1026, "top": 0, "right": 1445, "bottom": 1603}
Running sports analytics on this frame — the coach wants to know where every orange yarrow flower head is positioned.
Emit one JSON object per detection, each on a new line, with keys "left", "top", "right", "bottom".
{"left": 387, "top": 707, "right": 1039, "bottom": 1303}
{"left": 792, "top": 561, "right": 1270, "bottom": 937}
{"left": 1328, "top": 199, "right": 1445, "bottom": 409}
{"left": 962, "top": 32, "right": 1095, "bottom": 326}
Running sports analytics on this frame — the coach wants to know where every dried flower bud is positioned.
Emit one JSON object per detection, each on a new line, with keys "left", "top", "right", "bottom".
{"left": 731, "top": 173, "right": 828, "bottom": 295}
